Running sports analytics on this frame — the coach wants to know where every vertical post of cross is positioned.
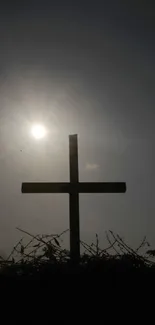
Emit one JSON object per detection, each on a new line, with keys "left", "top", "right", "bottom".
{"left": 69, "top": 134, "right": 80, "bottom": 263}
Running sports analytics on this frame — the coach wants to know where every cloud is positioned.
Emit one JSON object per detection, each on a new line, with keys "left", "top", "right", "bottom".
{"left": 85, "top": 163, "right": 100, "bottom": 171}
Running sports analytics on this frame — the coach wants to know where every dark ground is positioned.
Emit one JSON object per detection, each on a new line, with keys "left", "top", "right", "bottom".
{"left": 0, "top": 258, "right": 155, "bottom": 320}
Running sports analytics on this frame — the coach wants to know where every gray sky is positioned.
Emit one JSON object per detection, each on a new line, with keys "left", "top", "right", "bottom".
{"left": 0, "top": 0, "right": 154, "bottom": 255}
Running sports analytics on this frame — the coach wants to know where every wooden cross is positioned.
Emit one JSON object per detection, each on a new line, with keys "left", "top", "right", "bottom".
{"left": 22, "top": 134, "right": 126, "bottom": 263}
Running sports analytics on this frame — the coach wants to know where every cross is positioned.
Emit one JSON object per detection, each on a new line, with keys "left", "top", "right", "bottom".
{"left": 22, "top": 134, "right": 126, "bottom": 263}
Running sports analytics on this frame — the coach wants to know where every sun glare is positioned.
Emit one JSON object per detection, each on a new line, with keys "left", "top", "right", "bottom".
{"left": 31, "top": 124, "right": 47, "bottom": 140}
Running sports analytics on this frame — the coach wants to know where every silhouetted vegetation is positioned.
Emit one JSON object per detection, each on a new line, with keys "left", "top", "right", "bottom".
{"left": 0, "top": 228, "right": 155, "bottom": 276}
{"left": 1, "top": 229, "right": 155, "bottom": 319}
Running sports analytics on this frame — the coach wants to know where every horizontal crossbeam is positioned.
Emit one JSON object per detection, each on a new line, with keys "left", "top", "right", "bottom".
{"left": 22, "top": 182, "right": 126, "bottom": 194}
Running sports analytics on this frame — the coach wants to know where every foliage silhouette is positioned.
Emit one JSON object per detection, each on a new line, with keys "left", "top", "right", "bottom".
{"left": 1, "top": 228, "right": 155, "bottom": 319}
{"left": 0, "top": 228, "right": 154, "bottom": 276}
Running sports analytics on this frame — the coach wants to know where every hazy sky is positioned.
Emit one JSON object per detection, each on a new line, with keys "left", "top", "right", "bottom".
{"left": 0, "top": 0, "right": 154, "bottom": 255}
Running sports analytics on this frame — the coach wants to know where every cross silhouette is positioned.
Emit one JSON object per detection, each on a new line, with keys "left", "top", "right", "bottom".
{"left": 22, "top": 134, "right": 126, "bottom": 262}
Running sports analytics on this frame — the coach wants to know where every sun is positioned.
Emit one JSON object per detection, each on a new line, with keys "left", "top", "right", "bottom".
{"left": 31, "top": 124, "right": 47, "bottom": 140}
